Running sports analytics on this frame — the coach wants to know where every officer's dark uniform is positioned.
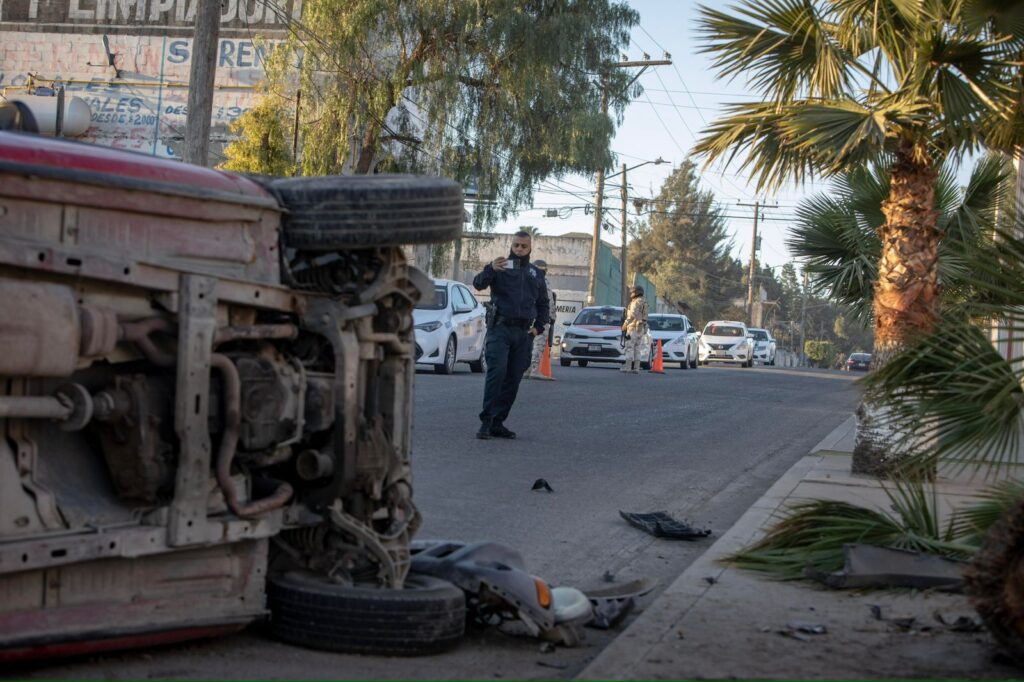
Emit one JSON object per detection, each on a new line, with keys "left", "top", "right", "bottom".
{"left": 472, "top": 254, "right": 549, "bottom": 438}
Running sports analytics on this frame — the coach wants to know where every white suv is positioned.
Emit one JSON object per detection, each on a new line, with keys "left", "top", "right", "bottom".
{"left": 747, "top": 327, "right": 777, "bottom": 365}
{"left": 698, "top": 320, "right": 755, "bottom": 367}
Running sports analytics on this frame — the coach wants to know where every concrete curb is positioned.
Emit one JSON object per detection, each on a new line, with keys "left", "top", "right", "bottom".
{"left": 577, "top": 415, "right": 856, "bottom": 680}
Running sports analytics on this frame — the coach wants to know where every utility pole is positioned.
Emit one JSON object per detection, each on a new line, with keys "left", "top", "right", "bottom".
{"left": 738, "top": 200, "right": 776, "bottom": 326}
{"left": 799, "top": 269, "right": 809, "bottom": 367}
{"left": 586, "top": 58, "right": 671, "bottom": 305}
{"left": 586, "top": 72, "right": 609, "bottom": 306}
{"left": 740, "top": 200, "right": 760, "bottom": 324}
{"left": 183, "top": 0, "right": 221, "bottom": 166}
{"left": 620, "top": 162, "right": 629, "bottom": 306}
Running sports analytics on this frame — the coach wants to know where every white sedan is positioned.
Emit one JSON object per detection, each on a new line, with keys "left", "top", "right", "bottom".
{"left": 698, "top": 320, "right": 755, "bottom": 367}
{"left": 648, "top": 314, "right": 699, "bottom": 369}
{"left": 414, "top": 279, "right": 487, "bottom": 374}
{"left": 747, "top": 327, "right": 777, "bottom": 365}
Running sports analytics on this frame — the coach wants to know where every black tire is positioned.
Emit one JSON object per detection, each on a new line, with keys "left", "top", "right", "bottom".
{"left": 270, "top": 175, "right": 464, "bottom": 249}
{"left": 268, "top": 571, "right": 465, "bottom": 656}
{"left": 468, "top": 349, "right": 486, "bottom": 374}
{"left": 559, "top": 358, "right": 572, "bottom": 367}
{"left": 640, "top": 361, "right": 651, "bottom": 371}
{"left": 679, "top": 362, "right": 688, "bottom": 370}
{"left": 690, "top": 354, "right": 698, "bottom": 369}
{"left": 435, "top": 336, "right": 456, "bottom": 375}
{"left": 578, "top": 360, "right": 589, "bottom": 367}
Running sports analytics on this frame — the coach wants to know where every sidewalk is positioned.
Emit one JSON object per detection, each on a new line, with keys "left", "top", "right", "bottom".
{"left": 579, "top": 416, "right": 1020, "bottom": 680}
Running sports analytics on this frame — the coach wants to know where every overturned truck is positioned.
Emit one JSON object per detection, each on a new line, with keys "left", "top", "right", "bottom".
{"left": 0, "top": 130, "right": 467, "bottom": 660}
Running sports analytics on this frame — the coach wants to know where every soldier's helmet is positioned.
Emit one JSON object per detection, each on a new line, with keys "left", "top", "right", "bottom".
{"left": 534, "top": 259, "right": 548, "bottom": 272}
{"left": 630, "top": 285, "right": 645, "bottom": 298}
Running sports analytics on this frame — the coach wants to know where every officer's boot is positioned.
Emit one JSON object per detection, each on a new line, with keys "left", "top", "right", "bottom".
{"left": 490, "top": 422, "right": 517, "bottom": 439}
{"left": 476, "top": 417, "right": 493, "bottom": 440}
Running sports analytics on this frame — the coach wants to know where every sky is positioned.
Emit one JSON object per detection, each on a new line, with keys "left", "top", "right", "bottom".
{"left": 491, "top": 0, "right": 833, "bottom": 273}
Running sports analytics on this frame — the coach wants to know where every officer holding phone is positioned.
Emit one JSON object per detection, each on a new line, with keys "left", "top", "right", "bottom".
{"left": 472, "top": 231, "right": 549, "bottom": 440}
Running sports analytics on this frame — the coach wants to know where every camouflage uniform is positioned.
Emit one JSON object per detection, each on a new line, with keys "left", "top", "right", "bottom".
{"left": 525, "top": 286, "right": 557, "bottom": 380}
{"left": 620, "top": 293, "right": 649, "bottom": 373}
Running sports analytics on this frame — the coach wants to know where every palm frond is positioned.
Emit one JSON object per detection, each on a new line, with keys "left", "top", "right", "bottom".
{"left": 789, "top": 191, "right": 878, "bottom": 321}
{"left": 864, "top": 315, "right": 1023, "bottom": 473}
{"left": 696, "top": 0, "right": 854, "bottom": 102}
{"left": 941, "top": 153, "right": 1010, "bottom": 246}
{"left": 726, "top": 475, "right": 976, "bottom": 581}
{"left": 963, "top": 0, "right": 1024, "bottom": 35}
{"left": 693, "top": 101, "right": 821, "bottom": 191}
{"left": 776, "top": 99, "right": 923, "bottom": 172}
{"left": 950, "top": 479, "right": 1024, "bottom": 546}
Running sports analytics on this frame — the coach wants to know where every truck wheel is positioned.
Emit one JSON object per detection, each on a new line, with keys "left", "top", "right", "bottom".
{"left": 268, "top": 571, "right": 465, "bottom": 655}
{"left": 578, "top": 360, "right": 589, "bottom": 367}
{"left": 965, "top": 500, "right": 1024, "bottom": 665}
{"left": 269, "top": 175, "right": 464, "bottom": 249}
{"left": 560, "top": 358, "right": 572, "bottom": 367}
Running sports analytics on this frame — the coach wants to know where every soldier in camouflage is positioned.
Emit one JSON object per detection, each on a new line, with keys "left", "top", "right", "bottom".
{"left": 524, "top": 260, "right": 556, "bottom": 380}
{"left": 620, "top": 285, "right": 649, "bottom": 374}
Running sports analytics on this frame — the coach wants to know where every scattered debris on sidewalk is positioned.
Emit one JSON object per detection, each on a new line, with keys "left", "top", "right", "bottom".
{"left": 589, "top": 597, "right": 635, "bottom": 629}
{"left": 868, "top": 604, "right": 939, "bottom": 632}
{"left": 583, "top": 577, "right": 658, "bottom": 630}
{"left": 810, "top": 544, "right": 965, "bottom": 590}
{"left": 778, "top": 620, "right": 828, "bottom": 642}
{"left": 703, "top": 576, "right": 718, "bottom": 585}
{"left": 786, "top": 620, "right": 827, "bottom": 634}
{"left": 619, "top": 511, "right": 712, "bottom": 540}
{"left": 933, "top": 611, "right": 984, "bottom": 633}
{"left": 531, "top": 478, "right": 554, "bottom": 492}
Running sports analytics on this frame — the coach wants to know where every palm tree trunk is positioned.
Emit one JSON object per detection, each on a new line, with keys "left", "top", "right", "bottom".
{"left": 852, "top": 143, "right": 941, "bottom": 476}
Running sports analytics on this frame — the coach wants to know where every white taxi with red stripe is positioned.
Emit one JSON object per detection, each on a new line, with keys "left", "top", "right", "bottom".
{"left": 558, "top": 306, "right": 627, "bottom": 367}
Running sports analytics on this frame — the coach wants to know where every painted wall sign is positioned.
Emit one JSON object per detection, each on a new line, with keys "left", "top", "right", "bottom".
{"left": 0, "top": 0, "right": 302, "bottom": 37}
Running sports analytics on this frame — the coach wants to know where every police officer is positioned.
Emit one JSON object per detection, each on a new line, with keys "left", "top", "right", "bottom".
{"left": 524, "top": 259, "right": 556, "bottom": 381}
{"left": 621, "top": 285, "right": 649, "bottom": 374}
{"left": 472, "top": 231, "right": 550, "bottom": 439}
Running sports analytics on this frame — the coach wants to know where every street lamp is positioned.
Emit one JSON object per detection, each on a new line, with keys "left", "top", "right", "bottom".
{"left": 585, "top": 157, "right": 667, "bottom": 307}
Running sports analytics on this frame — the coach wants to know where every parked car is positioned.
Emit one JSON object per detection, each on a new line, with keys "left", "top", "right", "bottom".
{"left": 648, "top": 314, "right": 699, "bottom": 369}
{"left": 559, "top": 306, "right": 626, "bottom": 366}
{"left": 747, "top": 327, "right": 777, "bottom": 365}
{"left": 414, "top": 279, "right": 487, "bottom": 374}
{"left": 0, "top": 130, "right": 470, "bottom": 660}
{"left": 698, "top": 320, "right": 755, "bottom": 366}
{"left": 845, "top": 352, "right": 872, "bottom": 371}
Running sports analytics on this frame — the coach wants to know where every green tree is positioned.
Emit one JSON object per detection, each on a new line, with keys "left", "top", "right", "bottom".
{"left": 631, "top": 161, "right": 744, "bottom": 324}
{"left": 694, "top": 0, "right": 1022, "bottom": 474}
{"left": 224, "top": 0, "right": 639, "bottom": 227}
{"left": 803, "top": 339, "right": 833, "bottom": 368}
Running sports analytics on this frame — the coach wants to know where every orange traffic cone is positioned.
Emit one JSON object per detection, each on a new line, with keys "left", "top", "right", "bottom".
{"left": 538, "top": 342, "right": 555, "bottom": 380}
{"left": 650, "top": 339, "right": 665, "bottom": 374}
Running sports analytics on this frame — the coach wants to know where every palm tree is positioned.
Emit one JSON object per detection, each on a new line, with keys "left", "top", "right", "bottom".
{"left": 694, "top": 0, "right": 1021, "bottom": 474}
{"left": 519, "top": 226, "right": 543, "bottom": 238}
{"left": 788, "top": 156, "right": 1009, "bottom": 326}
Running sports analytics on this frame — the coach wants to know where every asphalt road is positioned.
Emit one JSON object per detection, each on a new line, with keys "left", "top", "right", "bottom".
{"left": 13, "top": 362, "right": 860, "bottom": 681}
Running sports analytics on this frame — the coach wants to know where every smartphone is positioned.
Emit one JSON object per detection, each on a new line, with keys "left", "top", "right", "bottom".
{"left": 506, "top": 260, "right": 519, "bottom": 270}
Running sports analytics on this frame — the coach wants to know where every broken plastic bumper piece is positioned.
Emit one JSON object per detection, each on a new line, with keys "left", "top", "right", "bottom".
{"left": 619, "top": 511, "right": 712, "bottom": 540}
